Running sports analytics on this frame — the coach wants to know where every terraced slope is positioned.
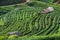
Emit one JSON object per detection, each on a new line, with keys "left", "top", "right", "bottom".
{"left": 0, "top": 1, "right": 60, "bottom": 40}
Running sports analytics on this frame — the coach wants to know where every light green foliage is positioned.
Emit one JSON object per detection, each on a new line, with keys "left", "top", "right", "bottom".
{"left": 0, "top": 18, "right": 4, "bottom": 25}
{"left": 8, "top": 35, "right": 18, "bottom": 39}
{"left": 0, "top": 36, "right": 8, "bottom": 40}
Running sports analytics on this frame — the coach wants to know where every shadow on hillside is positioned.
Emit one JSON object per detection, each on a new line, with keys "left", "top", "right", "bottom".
{"left": 0, "top": 0, "right": 26, "bottom": 6}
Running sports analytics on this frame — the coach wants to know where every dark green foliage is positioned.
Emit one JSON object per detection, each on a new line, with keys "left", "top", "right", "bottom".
{"left": 27, "top": 1, "right": 48, "bottom": 7}
{"left": 37, "top": 0, "right": 54, "bottom": 3}
{"left": 0, "top": 0, "right": 26, "bottom": 5}
{"left": 53, "top": 0, "right": 60, "bottom": 4}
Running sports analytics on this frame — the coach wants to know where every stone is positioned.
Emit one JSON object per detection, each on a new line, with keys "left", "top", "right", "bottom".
{"left": 8, "top": 31, "right": 22, "bottom": 36}
{"left": 42, "top": 7, "right": 54, "bottom": 14}
{"left": 47, "top": 7, "right": 54, "bottom": 12}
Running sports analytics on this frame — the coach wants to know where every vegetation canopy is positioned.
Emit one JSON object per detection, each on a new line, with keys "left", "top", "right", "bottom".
{"left": 0, "top": 0, "right": 60, "bottom": 40}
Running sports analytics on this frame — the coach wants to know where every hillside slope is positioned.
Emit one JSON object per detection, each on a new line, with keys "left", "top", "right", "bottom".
{"left": 0, "top": 1, "right": 60, "bottom": 40}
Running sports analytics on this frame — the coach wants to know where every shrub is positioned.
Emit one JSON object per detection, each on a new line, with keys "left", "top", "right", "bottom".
{"left": 8, "top": 35, "right": 18, "bottom": 39}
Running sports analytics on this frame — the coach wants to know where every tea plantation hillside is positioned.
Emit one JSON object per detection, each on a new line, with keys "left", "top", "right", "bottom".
{"left": 0, "top": 1, "right": 60, "bottom": 40}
